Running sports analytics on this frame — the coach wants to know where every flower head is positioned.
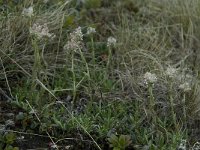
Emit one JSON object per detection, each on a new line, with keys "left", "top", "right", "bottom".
{"left": 30, "top": 23, "right": 55, "bottom": 39}
{"left": 87, "top": 27, "right": 96, "bottom": 35}
{"left": 178, "top": 139, "right": 186, "bottom": 150}
{"left": 165, "top": 67, "right": 177, "bottom": 78}
{"left": 107, "top": 37, "right": 116, "bottom": 47}
{"left": 179, "top": 82, "right": 191, "bottom": 92}
{"left": 72, "top": 26, "right": 83, "bottom": 41}
{"left": 177, "top": 71, "right": 194, "bottom": 84}
{"left": 22, "top": 6, "right": 33, "bottom": 17}
{"left": 64, "top": 26, "right": 83, "bottom": 51}
{"left": 144, "top": 72, "right": 157, "bottom": 85}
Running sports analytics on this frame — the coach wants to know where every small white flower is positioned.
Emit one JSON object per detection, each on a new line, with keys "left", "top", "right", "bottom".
{"left": 144, "top": 72, "right": 157, "bottom": 84}
{"left": 178, "top": 139, "right": 186, "bottom": 150}
{"left": 22, "top": 6, "right": 33, "bottom": 17}
{"left": 165, "top": 67, "right": 177, "bottom": 78}
{"left": 64, "top": 27, "right": 83, "bottom": 51}
{"left": 73, "top": 26, "right": 83, "bottom": 41}
{"left": 87, "top": 27, "right": 96, "bottom": 35}
{"left": 179, "top": 82, "right": 191, "bottom": 92}
{"left": 107, "top": 37, "right": 117, "bottom": 47}
{"left": 30, "top": 23, "right": 55, "bottom": 39}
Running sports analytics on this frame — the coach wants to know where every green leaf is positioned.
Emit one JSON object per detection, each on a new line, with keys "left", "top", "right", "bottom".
{"left": 118, "top": 135, "right": 132, "bottom": 149}
{"left": 108, "top": 134, "right": 119, "bottom": 147}
{"left": 119, "top": 135, "right": 126, "bottom": 148}
{"left": 5, "top": 133, "right": 16, "bottom": 144}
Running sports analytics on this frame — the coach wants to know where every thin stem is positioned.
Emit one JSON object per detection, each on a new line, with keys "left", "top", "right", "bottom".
{"left": 71, "top": 52, "right": 76, "bottom": 105}
{"left": 182, "top": 93, "right": 186, "bottom": 125}
{"left": 148, "top": 83, "right": 156, "bottom": 125}
{"left": 106, "top": 47, "right": 112, "bottom": 71}
{"left": 91, "top": 37, "right": 95, "bottom": 65}
{"left": 78, "top": 48, "right": 90, "bottom": 79}
{"left": 169, "top": 80, "right": 177, "bottom": 129}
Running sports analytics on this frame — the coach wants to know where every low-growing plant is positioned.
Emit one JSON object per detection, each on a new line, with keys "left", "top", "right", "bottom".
{"left": 0, "top": 132, "right": 19, "bottom": 150}
{"left": 107, "top": 134, "right": 132, "bottom": 150}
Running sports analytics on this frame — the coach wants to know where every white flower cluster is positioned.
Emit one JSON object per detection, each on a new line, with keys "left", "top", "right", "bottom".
{"left": 165, "top": 67, "right": 177, "bottom": 78}
{"left": 144, "top": 72, "right": 157, "bottom": 85}
{"left": 164, "top": 67, "right": 193, "bottom": 92}
{"left": 73, "top": 26, "right": 83, "bottom": 41}
{"left": 107, "top": 37, "right": 117, "bottom": 47}
{"left": 177, "top": 73, "right": 193, "bottom": 84}
{"left": 179, "top": 82, "right": 191, "bottom": 92}
{"left": 87, "top": 27, "right": 96, "bottom": 35}
{"left": 64, "top": 26, "right": 83, "bottom": 51}
{"left": 22, "top": 6, "right": 33, "bottom": 17}
{"left": 178, "top": 139, "right": 186, "bottom": 150}
{"left": 30, "top": 23, "right": 55, "bottom": 39}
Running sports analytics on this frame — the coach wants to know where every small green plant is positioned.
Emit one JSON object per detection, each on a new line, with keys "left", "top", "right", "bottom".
{"left": 107, "top": 134, "right": 132, "bottom": 150}
{"left": 0, "top": 132, "right": 19, "bottom": 150}
{"left": 144, "top": 72, "right": 157, "bottom": 125}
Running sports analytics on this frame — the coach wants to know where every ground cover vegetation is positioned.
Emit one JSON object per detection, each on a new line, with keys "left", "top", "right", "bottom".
{"left": 1, "top": 0, "right": 200, "bottom": 149}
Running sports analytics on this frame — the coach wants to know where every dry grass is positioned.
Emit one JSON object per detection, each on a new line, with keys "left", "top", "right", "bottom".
{"left": 1, "top": 0, "right": 200, "bottom": 149}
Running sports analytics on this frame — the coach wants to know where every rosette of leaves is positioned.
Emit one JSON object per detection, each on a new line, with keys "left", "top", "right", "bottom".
{"left": 0, "top": 132, "right": 19, "bottom": 150}
{"left": 107, "top": 134, "right": 132, "bottom": 150}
